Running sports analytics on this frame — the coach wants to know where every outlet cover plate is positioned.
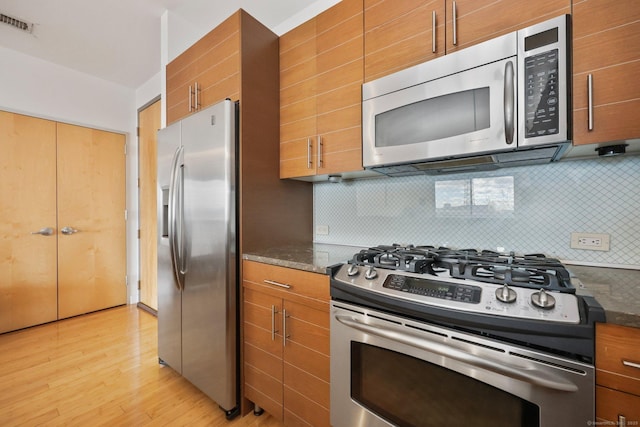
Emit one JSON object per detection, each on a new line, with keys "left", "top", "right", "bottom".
{"left": 570, "top": 232, "right": 610, "bottom": 251}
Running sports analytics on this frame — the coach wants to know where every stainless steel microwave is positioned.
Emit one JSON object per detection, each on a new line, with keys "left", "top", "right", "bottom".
{"left": 363, "top": 15, "right": 571, "bottom": 176}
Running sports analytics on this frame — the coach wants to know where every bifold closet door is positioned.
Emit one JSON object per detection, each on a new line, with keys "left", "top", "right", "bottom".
{"left": 56, "top": 123, "right": 127, "bottom": 319}
{"left": 0, "top": 111, "right": 58, "bottom": 333}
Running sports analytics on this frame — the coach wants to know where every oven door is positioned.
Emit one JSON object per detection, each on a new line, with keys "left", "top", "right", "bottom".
{"left": 362, "top": 56, "right": 517, "bottom": 169}
{"left": 330, "top": 302, "right": 595, "bottom": 427}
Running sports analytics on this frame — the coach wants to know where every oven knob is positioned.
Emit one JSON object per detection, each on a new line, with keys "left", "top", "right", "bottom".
{"left": 531, "top": 288, "right": 556, "bottom": 309}
{"left": 347, "top": 264, "right": 359, "bottom": 276}
{"left": 364, "top": 267, "right": 378, "bottom": 280}
{"left": 495, "top": 284, "right": 517, "bottom": 303}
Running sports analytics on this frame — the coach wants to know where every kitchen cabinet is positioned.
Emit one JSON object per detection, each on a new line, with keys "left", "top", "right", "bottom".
{"left": 242, "top": 260, "right": 330, "bottom": 426}
{"left": 572, "top": 0, "right": 640, "bottom": 145}
{"left": 280, "top": 0, "right": 363, "bottom": 179}
{"left": 0, "top": 111, "right": 126, "bottom": 333}
{"left": 595, "top": 323, "right": 640, "bottom": 425}
{"left": 166, "top": 11, "right": 241, "bottom": 125}
{"left": 364, "top": 0, "right": 570, "bottom": 82}
{"left": 164, "top": 8, "right": 313, "bottom": 254}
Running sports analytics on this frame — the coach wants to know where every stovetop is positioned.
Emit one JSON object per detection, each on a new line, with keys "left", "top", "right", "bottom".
{"left": 334, "top": 244, "right": 581, "bottom": 324}
{"left": 348, "top": 244, "right": 574, "bottom": 293}
{"left": 330, "top": 244, "right": 607, "bottom": 362}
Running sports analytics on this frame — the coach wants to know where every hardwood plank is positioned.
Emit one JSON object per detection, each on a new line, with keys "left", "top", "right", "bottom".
{"left": 0, "top": 305, "right": 283, "bottom": 427}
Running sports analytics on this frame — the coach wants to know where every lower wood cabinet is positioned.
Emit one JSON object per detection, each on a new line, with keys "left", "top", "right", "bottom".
{"left": 596, "top": 323, "right": 640, "bottom": 425}
{"left": 242, "top": 260, "right": 330, "bottom": 426}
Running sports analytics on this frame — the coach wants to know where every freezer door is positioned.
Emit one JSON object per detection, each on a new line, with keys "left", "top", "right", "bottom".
{"left": 181, "top": 100, "right": 237, "bottom": 411}
{"left": 157, "top": 121, "right": 183, "bottom": 373}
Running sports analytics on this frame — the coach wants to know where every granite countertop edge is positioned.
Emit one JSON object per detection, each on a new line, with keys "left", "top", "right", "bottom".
{"left": 243, "top": 244, "right": 640, "bottom": 329}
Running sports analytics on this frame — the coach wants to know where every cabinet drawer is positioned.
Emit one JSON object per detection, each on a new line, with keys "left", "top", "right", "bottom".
{"left": 596, "top": 385, "right": 640, "bottom": 425}
{"left": 243, "top": 260, "right": 329, "bottom": 303}
{"left": 596, "top": 323, "right": 640, "bottom": 396}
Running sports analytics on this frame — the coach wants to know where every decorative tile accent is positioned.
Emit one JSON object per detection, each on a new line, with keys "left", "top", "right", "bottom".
{"left": 314, "top": 155, "right": 640, "bottom": 266}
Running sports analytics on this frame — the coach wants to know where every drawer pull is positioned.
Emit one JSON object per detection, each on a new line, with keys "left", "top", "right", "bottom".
{"left": 619, "top": 414, "right": 626, "bottom": 427}
{"left": 263, "top": 279, "right": 291, "bottom": 289}
{"left": 622, "top": 360, "right": 640, "bottom": 369}
{"left": 271, "top": 305, "right": 278, "bottom": 341}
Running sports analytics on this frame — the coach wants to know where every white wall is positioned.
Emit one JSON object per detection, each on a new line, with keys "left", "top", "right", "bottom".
{"left": 0, "top": 46, "right": 141, "bottom": 304}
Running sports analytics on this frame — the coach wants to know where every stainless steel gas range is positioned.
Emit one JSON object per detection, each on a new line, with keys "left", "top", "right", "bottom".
{"left": 329, "top": 245, "right": 605, "bottom": 427}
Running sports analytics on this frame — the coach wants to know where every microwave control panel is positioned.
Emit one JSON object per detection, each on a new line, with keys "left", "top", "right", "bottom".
{"left": 524, "top": 49, "right": 559, "bottom": 138}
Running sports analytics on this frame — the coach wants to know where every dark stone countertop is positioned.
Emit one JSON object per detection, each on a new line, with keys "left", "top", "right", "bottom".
{"left": 243, "top": 244, "right": 640, "bottom": 328}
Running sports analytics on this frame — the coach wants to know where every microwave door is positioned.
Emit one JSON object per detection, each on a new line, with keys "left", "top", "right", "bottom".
{"left": 363, "top": 57, "right": 517, "bottom": 168}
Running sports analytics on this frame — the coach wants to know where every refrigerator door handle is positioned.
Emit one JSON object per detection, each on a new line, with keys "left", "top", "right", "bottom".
{"left": 168, "top": 145, "right": 185, "bottom": 290}
{"left": 177, "top": 163, "right": 188, "bottom": 277}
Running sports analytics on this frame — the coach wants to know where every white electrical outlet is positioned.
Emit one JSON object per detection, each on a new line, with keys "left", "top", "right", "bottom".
{"left": 316, "top": 225, "right": 329, "bottom": 236}
{"left": 570, "top": 232, "right": 610, "bottom": 251}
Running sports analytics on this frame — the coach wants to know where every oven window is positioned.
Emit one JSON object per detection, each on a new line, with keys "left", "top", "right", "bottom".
{"left": 351, "top": 342, "right": 539, "bottom": 427}
{"left": 374, "top": 87, "right": 490, "bottom": 148}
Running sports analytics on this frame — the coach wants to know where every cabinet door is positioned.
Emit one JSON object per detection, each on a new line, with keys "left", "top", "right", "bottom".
{"left": 316, "top": 0, "right": 364, "bottom": 176}
{"left": 57, "top": 124, "right": 127, "bottom": 319}
{"left": 280, "top": 18, "right": 318, "bottom": 179}
{"left": 166, "top": 12, "right": 241, "bottom": 125}
{"left": 243, "top": 287, "right": 284, "bottom": 420}
{"left": 364, "top": 0, "right": 445, "bottom": 82}
{"left": 572, "top": 0, "right": 640, "bottom": 145}
{"left": 283, "top": 299, "right": 330, "bottom": 427}
{"left": 596, "top": 386, "right": 640, "bottom": 425}
{"left": 445, "top": 0, "right": 570, "bottom": 53}
{"left": 0, "top": 112, "right": 58, "bottom": 333}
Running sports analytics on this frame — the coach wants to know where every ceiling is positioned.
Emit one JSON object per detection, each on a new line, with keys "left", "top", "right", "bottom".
{"left": 0, "top": 0, "right": 330, "bottom": 89}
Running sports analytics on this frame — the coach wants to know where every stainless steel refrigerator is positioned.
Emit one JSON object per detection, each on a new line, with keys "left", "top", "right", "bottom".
{"left": 157, "top": 99, "right": 239, "bottom": 419}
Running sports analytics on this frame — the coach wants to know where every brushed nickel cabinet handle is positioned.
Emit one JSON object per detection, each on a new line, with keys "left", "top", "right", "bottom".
{"left": 263, "top": 279, "right": 291, "bottom": 289}
{"left": 282, "top": 309, "right": 289, "bottom": 346}
{"left": 271, "top": 305, "right": 278, "bottom": 341}
{"left": 619, "top": 415, "right": 627, "bottom": 427}
{"left": 622, "top": 360, "right": 640, "bottom": 369}
{"left": 189, "top": 85, "right": 193, "bottom": 112}
{"left": 587, "top": 74, "right": 594, "bottom": 131}
{"left": 195, "top": 82, "right": 200, "bottom": 110}
{"left": 452, "top": 1, "right": 458, "bottom": 46}
{"left": 432, "top": 10, "right": 437, "bottom": 53}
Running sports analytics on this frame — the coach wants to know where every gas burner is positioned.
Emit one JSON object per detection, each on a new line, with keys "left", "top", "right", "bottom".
{"left": 349, "top": 244, "right": 440, "bottom": 274}
{"left": 349, "top": 244, "right": 575, "bottom": 293}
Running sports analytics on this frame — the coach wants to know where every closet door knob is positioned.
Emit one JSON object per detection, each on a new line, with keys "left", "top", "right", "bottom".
{"left": 31, "top": 227, "right": 54, "bottom": 236}
{"left": 61, "top": 226, "right": 80, "bottom": 235}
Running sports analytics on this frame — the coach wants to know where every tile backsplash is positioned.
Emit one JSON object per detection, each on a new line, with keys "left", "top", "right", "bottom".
{"left": 314, "top": 155, "right": 640, "bottom": 267}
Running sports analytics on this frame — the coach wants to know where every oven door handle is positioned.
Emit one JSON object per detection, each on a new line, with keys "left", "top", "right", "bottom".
{"left": 335, "top": 315, "right": 579, "bottom": 392}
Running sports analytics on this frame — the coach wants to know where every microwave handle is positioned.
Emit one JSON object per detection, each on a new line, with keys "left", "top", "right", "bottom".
{"left": 504, "top": 60, "right": 515, "bottom": 145}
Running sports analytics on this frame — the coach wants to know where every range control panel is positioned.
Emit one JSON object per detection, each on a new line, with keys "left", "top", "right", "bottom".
{"left": 383, "top": 274, "right": 482, "bottom": 304}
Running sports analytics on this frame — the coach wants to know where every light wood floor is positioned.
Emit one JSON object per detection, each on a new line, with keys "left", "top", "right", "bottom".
{"left": 0, "top": 305, "right": 283, "bottom": 427}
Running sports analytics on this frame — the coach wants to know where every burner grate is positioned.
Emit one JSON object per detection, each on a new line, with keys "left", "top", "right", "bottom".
{"left": 349, "top": 244, "right": 575, "bottom": 293}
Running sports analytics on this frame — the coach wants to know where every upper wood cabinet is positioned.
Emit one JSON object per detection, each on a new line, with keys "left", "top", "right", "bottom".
{"left": 166, "top": 12, "right": 242, "bottom": 125}
{"left": 572, "top": 0, "right": 640, "bottom": 145}
{"left": 280, "top": 0, "right": 364, "bottom": 179}
{"left": 364, "top": 0, "right": 445, "bottom": 82}
{"left": 364, "top": 0, "right": 570, "bottom": 82}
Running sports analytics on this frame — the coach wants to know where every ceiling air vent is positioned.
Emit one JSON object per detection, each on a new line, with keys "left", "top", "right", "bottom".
{"left": 0, "top": 13, "right": 34, "bottom": 33}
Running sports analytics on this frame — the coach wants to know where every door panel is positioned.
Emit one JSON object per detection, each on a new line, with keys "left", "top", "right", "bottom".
{"left": 139, "top": 99, "right": 161, "bottom": 311}
{"left": 0, "top": 111, "right": 58, "bottom": 333}
{"left": 57, "top": 123, "right": 126, "bottom": 318}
